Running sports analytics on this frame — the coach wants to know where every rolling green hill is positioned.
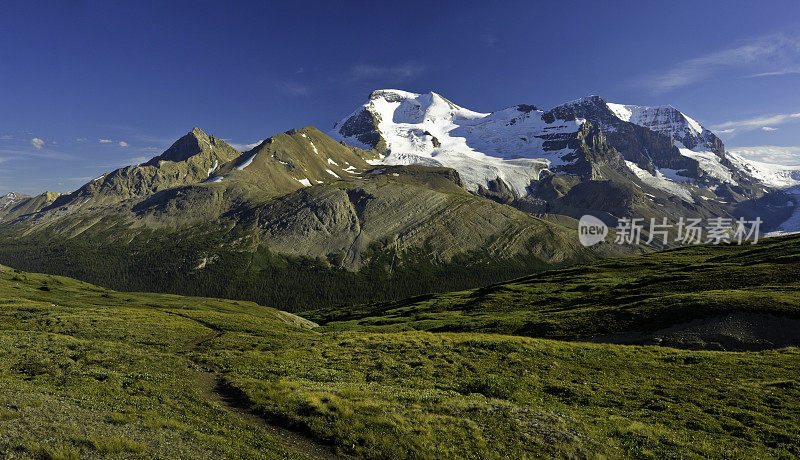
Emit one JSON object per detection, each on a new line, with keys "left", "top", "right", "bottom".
{"left": 308, "top": 234, "right": 800, "bottom": 350}
{"left": 0, "top": 262, "right": 798, "bottom": 458}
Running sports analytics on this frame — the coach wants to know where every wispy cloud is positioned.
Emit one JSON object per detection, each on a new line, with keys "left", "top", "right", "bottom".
{"left": 228, "top": 140, "right": 263, "bottom": 152}
{"left": 276, "top": 81, "right": 310, "bottom": 96}
{"left": 118, "top": 141, "right": 129, "bottom": 147}
{"left": 31, "top": 138, "right": 45, "bottom": 150}
{"left": 711, "top": 112, "right": 800, "bottom": 133}
{"left": 728, "top": 145, "right": 800, "bottom": 165}
{"left": 98, "top": 139, "right": 113, "bottom": 144}
{"left": 347, "top": 62, "right": 426, "bottom": 83}
{"left": 124, "top": 156, "right": 149, "bottom": 166}
{"left": 635, "top": 32, "right": 800, "bottom": 93}
{"left": 482, "top": 29, "right": 498, "bottom": 47}
{"left": 0, "top": 147, "right": 76, "bottom": 161}
{"left": 743, "top": 67, "right": 800, "bottom": 78}
{"left": 0, "top": 135, "right": 12, "bottom": 140}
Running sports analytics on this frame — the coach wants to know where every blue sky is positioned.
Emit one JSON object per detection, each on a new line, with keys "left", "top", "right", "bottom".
{"left": 2, "top": 0, "right": 800, "bottom": 194}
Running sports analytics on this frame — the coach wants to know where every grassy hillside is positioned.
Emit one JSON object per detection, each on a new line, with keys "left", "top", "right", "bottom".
{"left": 308, "top": 234, "right": 800, "bottom": 350}
{"left": 0, "top": 264, "right": 798, "bottom": 458}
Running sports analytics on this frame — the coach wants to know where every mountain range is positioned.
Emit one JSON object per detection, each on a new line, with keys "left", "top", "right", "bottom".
{"left": 0, "top": 89, "right": 797, "bottom": 309}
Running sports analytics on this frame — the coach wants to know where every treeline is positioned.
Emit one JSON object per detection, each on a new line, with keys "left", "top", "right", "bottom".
{"left": 0, "top": 229, "right": 564, "bottom": 312}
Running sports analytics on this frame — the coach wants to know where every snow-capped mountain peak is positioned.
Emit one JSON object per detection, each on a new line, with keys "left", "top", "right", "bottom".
{"left": 332, "top": 89, "right": 800, "bottom": 224}
{"left": 333, "top": 90, "right": 585, "bottom": 196}
{"left": 606, "top": 102, "right": 709, "bottom": 149}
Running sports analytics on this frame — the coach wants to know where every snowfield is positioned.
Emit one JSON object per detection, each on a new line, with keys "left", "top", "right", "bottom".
{"left": 333, "top": 90, "right": 581, "bottom": 196}
{"left": 767, "top": 186, "right": 800, "bottom": 235}
{"left": 625, "top": 161, "right": 694, "bottom": 203}
{"left": 727, "top": 153, "right": 800, "bottom": 189}
{"left": 236, "top": 153, "right": 257, "bottom": 170}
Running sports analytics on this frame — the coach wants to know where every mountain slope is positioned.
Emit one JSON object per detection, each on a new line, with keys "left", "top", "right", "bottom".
{"left": 234, "top": 164, "right": 596, "bottom": 269}
{"left": 45, "top": 127, "right": 241, "bottom": 210}
{"left": 207, "top": 126, "right": 377, "bottom": 190}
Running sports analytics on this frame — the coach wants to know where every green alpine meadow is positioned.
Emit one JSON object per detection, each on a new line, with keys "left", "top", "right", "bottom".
{"left": 0, "top": 234, "right": 798, "bottom": 458}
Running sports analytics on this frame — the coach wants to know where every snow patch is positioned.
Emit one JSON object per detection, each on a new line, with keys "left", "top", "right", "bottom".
{"left": 625, "top": 160, "right": 694, "bottom": 202}
{"left": 659, "top": 168, "right": 692, "bottom": 183}
{"left": 301, "top": 133, "right": 320, "bottom": 155}
{"left": 606, "top": 103, "right": 632, "bottom": 122}
{"left": 236, "top": 153, "right": 257, "bottom": 170}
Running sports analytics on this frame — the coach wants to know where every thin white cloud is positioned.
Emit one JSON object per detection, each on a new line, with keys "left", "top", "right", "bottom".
{"left": 76, "top": 138, "right": 86, "bottom": 142}
{"left": 636, "top": 32, "right": 800, "bottom": 93}
{"left": 711, "top": 112, "right": 800, "bottom": 133}
{"left": 744, "top": 68, "right": 800, "bottom": 78}
{"left": 728, "top": 145, "right": 800, "bottom": 165}
{"left": 31, "top": 138, "right": 45, "bottom": 150}
{"left": 125, "top": 156, "right": 149, "bottom": 166}
{"left": 276, "top": 81, "right": 310, "bottom": 96}
{"left": 762, "top": 126, "right": 778, "bottom": 131}
{"left": 229, "top": 140, "right": 263, "bottom": 152}
{"left": 99, "top": 139, "right": 113, "bottom": 144}
{"left": 0, "top": 135, "right": 12, "bottom": 140}
{"left": 482, "top": 29, "right": 499, "bottom": 47}
{"left": 0, "top": 147, "right": 76, "bottom": 161}
{"left": 118, "top": 141, "right": 129, "bottom": 147}
{"left": 348, "top": 62, "right": 426, "bottom": 82}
